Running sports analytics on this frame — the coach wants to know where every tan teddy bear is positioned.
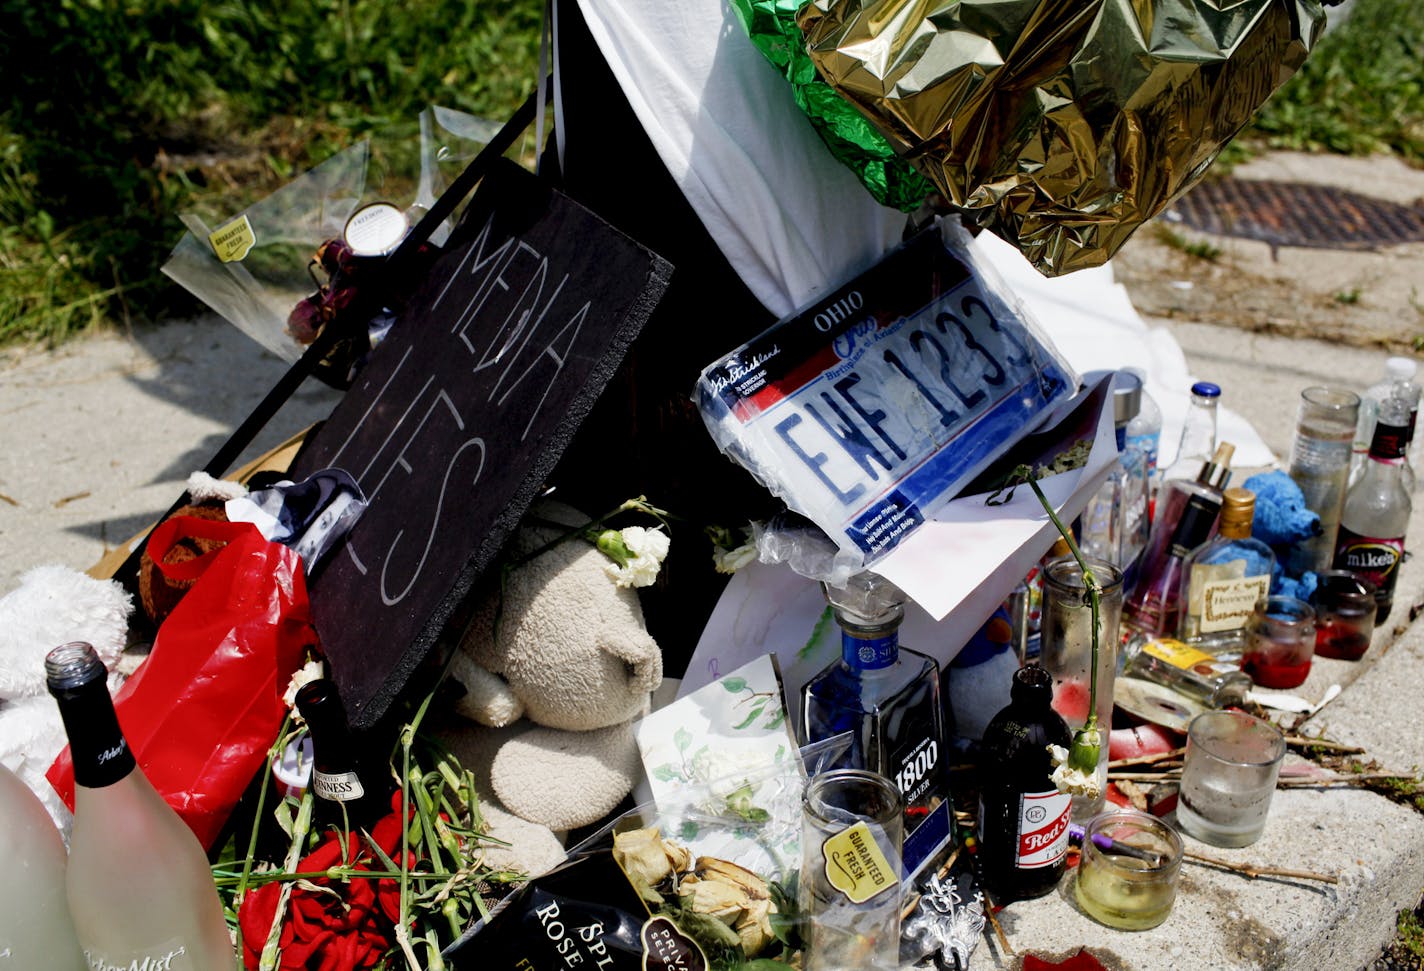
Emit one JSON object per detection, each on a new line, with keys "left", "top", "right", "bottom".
{"left": 440, "top": 501, "right": 664, "bottom": 877}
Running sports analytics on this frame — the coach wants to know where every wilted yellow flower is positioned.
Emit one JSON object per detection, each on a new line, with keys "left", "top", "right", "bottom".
{"left": 677, "top": 857, "right": 778, "bottom": 957}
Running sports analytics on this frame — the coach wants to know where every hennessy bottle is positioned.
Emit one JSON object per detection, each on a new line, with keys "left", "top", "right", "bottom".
{"left": 977, "top": 664, "right": 1073, "bottom": 902}
{"left": 45, "top": 642, "right": 233, "bottom": 971}
{"left": 801, "top": 573, "right": 948, "bottom": 871}
{"left": 1177, "top": 488, "right": 1276, "bottom": 651}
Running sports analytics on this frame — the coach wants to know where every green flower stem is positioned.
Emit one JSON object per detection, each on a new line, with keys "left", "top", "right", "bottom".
{"left": 511, "top": 496, "right": 669, "bottom": 570}
{"left": 1022, "top": 470, "right": 1104, "bottom": 743}
{"left": 261, "top": 790, "right": 313, "bottom": 971}
{"left": 232, "top": 714, "right": 295, "bottom": 944}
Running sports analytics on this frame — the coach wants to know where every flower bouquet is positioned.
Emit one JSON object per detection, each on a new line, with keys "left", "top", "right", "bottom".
{"left": 216, "top": 690, "right": 524, "bottom": 970}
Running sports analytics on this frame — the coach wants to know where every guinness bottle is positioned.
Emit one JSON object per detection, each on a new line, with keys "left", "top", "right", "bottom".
{"left": 295, "top": 678, "right": 389, "bottom": 829}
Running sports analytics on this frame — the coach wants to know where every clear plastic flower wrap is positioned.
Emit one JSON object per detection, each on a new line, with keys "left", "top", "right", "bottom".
{"left": 444, "top": 736, "right": 859, "bottom": 970}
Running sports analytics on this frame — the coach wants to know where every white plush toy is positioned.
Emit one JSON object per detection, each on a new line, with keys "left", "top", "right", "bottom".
{"left": 440, "top": 501, "right": 664, "bottom": 878}
{"left": 0, "top": 565, "right": 134, "bottom": 832}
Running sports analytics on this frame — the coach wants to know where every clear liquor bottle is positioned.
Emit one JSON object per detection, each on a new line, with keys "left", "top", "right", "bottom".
{"left": 1123, "top": 486, "right": 1224, "bottom": 637}
{"left": 1119, "top": 633, "right": 1253, "bottom": 711}
{"left": 801, "top": 573, "right": 948, "bottom": 873}
{"left": 1177, "top": 488, "right": 1276, "bottom": 652}
{"left": 1161, "top": 382, "right": 1221, "bottom": 484}
{"left": 1134, "top": 443, "right": 1233, "bottom": 598}
{"left": 1079, "top": 371, "right": 1151, "bottom": 580}
{"left": 1335, "top": 402, "right": 1412, "bottom": 623}
{"left": 0, "top": 764, "right": 86, "bottom": 969}
{"left": 45, "top": 642, "right": 233, "bottom": 971}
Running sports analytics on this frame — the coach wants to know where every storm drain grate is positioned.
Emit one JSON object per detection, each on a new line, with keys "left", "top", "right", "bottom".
{"left": 1166, "top": 178, "right": 1424, "bottom": 250}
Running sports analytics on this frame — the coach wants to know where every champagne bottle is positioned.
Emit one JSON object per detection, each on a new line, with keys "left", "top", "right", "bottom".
{"left": 0, "top": 764, "right": 86, "bottom": 969}
{"left": 45, "top": 642, "right": 233, "bottom": 970}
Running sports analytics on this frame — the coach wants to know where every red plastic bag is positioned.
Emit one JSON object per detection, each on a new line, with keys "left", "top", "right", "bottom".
{"left": 49, "top": 516, "right": 314, "bottom": 848}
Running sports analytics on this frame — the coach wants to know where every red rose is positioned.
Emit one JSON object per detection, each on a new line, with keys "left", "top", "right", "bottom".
{"left": 239, "top": 810, "right": 416, "bottom": 970}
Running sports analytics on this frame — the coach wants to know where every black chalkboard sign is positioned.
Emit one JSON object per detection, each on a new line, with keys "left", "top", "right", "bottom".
{"left": 291, "top": 159, "right": 672, "bottom": 728}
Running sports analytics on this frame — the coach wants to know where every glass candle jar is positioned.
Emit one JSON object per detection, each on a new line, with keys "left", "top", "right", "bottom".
{"left": 1312, "top": 570, "right": 1378, "bottom": 661}
{"left": 1039, "top": 556, "right": 1124, "bottom": 819}
{"left": 800, "top": 770, "right": 904, "bottom": 971}
{"left": 1074, "top": 810, "right": 1184, "bottom": 930}
{"left": 1241, "top": 596, "right": 1316, "bottom": 689}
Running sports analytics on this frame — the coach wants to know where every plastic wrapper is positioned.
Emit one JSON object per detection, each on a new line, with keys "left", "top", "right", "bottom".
{"left": 696, "top": 219, "right": 1076, "bottom": 572}
{"left": 160, "top": 106, "right": 497, "bottom": 364}
{"left": 733, "top": 0, "right": 1325, "bottom": 275}
{"left": 47, "top": 518, "right": 312, "bottom": 848}
{"left": 445, "top": 739, "right": 845, "bottom": 970}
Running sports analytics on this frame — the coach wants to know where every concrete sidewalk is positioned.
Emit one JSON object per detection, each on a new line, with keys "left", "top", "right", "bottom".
{"left": 2, "top": 161, "right": 1423, "bottom": 969}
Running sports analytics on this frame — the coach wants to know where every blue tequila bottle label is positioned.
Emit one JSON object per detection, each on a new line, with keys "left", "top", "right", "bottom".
{"left": 844, "top": 632, "right": 898, "bottom": 669}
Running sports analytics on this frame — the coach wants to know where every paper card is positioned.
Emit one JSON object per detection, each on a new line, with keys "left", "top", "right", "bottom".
{"left": 634, "top": 655, "right": 804, "bottom": 877}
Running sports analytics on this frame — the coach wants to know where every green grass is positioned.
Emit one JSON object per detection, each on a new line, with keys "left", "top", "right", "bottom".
{"left": 1, "top": 0, "right": 1420, "bottom": 348}
{"left": 1246, "top": 0, "right": 1424, "bottom": 160}
{"left": 1154, "top": 225, "right": 1222, "bottom": 262}
{"left": 0, "top": 0, "right": 542, "bottom": 346}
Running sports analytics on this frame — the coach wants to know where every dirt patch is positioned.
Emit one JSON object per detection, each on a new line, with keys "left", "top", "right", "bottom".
{"left": 1113, "top": 225, "right": 1424, "bottom": 353}
{"left": 1111, "top": 151, "right": 1424, "bottom": 353}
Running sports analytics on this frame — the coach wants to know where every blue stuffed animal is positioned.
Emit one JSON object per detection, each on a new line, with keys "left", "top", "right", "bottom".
{"left": 1242, "top": 470, "right": 1321, "bottom": 600}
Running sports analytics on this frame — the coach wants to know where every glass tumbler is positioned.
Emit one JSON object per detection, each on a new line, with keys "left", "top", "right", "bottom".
{"left": 800, "top": 770, "right": 904, "bottom": 971}
{"left": 1075, "top": 809, "right": 1184, "bottom": 930}
{"left": 1287, "top": 387, "right": 1361, "bottom": 574}
{"left": 1176, "top": 710, "right": 1286, "bottom": 847}
{"left": 1040, "top": 556, "right": 1124, "bottom": 819}
{"left": 1312, "top": 570, "right": 1378, "bottom": 660}
{"left": 1241, "top": 595, "right": 1316, "bottom": 689}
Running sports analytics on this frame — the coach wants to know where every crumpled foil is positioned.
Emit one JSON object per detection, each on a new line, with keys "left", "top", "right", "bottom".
{"left": 744, "top": 0, "right": 1325, "bottom": 275}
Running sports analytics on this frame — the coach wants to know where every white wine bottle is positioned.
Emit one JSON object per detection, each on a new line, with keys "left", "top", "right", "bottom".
{"left": 45, "top": 642, "right": 234, "bottom": 970}
{"left": 0, "top": 763, "right": 87, "bottom": 969}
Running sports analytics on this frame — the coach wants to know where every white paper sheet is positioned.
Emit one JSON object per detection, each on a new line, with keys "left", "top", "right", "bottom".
{"left": 681, "top": 379, "right": 1118, "bottom": 740}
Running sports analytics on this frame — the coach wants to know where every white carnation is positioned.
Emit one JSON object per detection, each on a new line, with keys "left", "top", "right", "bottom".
{"left": 283, "top": 659, "right": 327, "bottom": 712}
{"left": 713, "top": 541, "right": 759, "bottom": 575}
{"left": 604, "top": 526, "right": 670, "bottom": 588}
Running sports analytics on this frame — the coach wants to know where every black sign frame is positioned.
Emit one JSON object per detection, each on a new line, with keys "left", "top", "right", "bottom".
{"left": 290, "top": 158, "right": 672, "bottom": 728}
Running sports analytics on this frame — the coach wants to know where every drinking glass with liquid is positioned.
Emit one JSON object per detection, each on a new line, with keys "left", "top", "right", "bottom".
{"left": 1074, "top": 810, "right": 1184, "bottom": 930}
{"left": 1176, "top": 710, "right": 1286, "bottom": 848}
{"left": 1288, "top": 387, "right": 1362, "bottom": 574}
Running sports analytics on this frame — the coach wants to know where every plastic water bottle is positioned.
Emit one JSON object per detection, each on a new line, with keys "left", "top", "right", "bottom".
{"left": 1123, "top": 367, "right": 1163, "bottom": 481}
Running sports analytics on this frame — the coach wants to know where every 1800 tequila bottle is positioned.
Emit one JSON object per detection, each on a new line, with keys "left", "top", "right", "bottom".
{"left": 801, "top": 573, "right": 948, "bottom": 872}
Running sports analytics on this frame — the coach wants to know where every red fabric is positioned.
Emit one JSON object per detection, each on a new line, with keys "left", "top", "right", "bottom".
{"left": 1023, "top": 949, "right": 1110, "bottom": 971}
{"left": 238, "top": 809, "right": 415, "bottom": 969}
{"left": 49, "top": 517, "right": 314, "bottom": 848}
